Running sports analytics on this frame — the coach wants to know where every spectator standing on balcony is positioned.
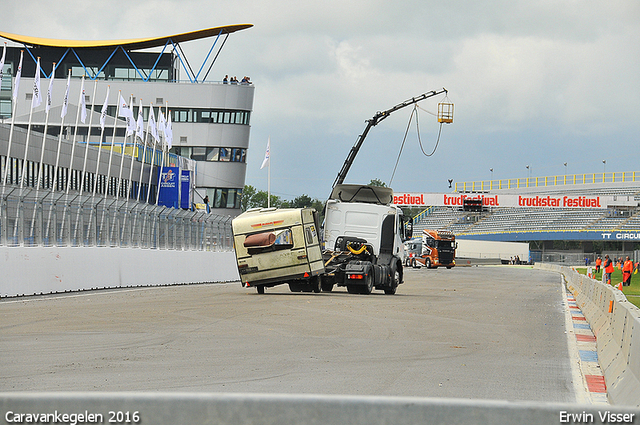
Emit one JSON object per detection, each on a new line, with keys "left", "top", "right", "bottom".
{"left": 623, "top": 256, "right": 633, "bottom": 286}
{"left": 603, "top": 255, "right": 614, "bottom": 285}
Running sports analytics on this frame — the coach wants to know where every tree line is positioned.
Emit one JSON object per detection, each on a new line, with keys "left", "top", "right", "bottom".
{"left": 241, "top": 185, "right": 325, "bottom": 212}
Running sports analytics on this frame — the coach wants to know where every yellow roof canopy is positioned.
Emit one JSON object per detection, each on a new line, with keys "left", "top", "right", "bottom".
{"left": 0, "top": 24, "right": 253, "bottom": 50}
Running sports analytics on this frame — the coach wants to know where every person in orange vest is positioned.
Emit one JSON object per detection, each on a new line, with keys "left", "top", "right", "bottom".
{"left": 595, "top": 256, "right": 602, "bottom": 274}
{"left": 603, "top": 255, "right": 614, "bottom": 285}
{"left": 623, "top": 256, "right": 633, "bottom": 286}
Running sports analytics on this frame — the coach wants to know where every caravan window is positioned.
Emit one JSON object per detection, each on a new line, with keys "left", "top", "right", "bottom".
{"left": 244, "top": 228, "right": 294, "bottom": 254}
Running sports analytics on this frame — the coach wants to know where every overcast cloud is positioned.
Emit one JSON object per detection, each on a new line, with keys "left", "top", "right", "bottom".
{"left": 2, "top": 0, "right": 639, "bottom": 199}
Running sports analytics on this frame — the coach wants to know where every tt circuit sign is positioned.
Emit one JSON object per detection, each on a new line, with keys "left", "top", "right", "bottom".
{"left": 392, "top": 193, "right": 634, "bottom": 209}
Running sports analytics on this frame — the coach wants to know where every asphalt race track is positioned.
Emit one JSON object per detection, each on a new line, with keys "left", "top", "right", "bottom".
{"left": 0, "top": 266, "right": 578, "bottom": 403}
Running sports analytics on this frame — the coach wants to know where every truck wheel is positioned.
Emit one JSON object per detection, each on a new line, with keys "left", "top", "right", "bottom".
{"left": 362, "top": 273, "right": 373, "bottom": 295}
{"left": 425, "top": 258, "right": 432, "bottom": 269}
{"left": 385, "top": 265, "right": 400, "bottom": 295}
{"left": 384, "top": 286, "right": 397, "bottom": 295}
{"left": 411, "top": 259, "right": 417, "bottom": 268}
{"left": 256, "top": 285, "right": 265, "bottom": 294}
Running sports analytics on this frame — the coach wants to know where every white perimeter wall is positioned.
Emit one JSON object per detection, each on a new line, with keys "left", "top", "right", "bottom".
{"left": 1, "top": 247, "right": 240, "bottom": 297}
{"left": 456, "top": 239, "right": 530, "bottom": 261}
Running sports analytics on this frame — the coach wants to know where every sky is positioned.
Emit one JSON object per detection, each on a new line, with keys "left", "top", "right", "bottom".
{"left": 2, "top": 0, "right": 639, "bottom": 200}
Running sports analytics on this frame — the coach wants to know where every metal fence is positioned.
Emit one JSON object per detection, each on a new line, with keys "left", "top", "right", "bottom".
{"left": 455, "top": 170, "right": 640, "bottom": 192}
{"left": 0, "top": 186, "right": 233, "bottom": 251}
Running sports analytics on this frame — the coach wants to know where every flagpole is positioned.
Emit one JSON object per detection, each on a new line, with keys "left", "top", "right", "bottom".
{"left": 109, "top": 92, "right": 129, "bottom": 244}
{"left": 139, "top": 103, "right": 160, "bottom": 245}
{"left": 113, "top": 92, "right": 131, "bottom": 205}
{"left": 60, "top": 75, "right": 86, "bottom": 246}
{"left": 145, "top": 103, "right": 159, "bottom": 204}
{"left": 14, "top": 56, "right": 41, "bottom": 245}
{"left": 132, "top": 101, "right": 150, "bottom": 245}
{"left": 135, "top": 100, "right": 149, "bottom": 203}
{"left": 73, "top": 79, "right": 97, "bottom": 243}
{"left": 90, "top": 84, "right": 109, "bottom": 244}
{"left": 0, "top": 42, "right": 6, "bottom": 90}
{"left": 125, "top": 96, "right": 137, "bottom": 203}
{"left": 78, "top": 79, "right": 97, "bottom": 195}
{"left": 18, "top": 57, "right": 39, "bottom": 190}
{"left": 122, "top": 95, "right": 137, "bottom": 246}
{"left": 65, "top": 75, "right": 85, "bottom": 195}
{"left": 30, "top": 61, "right": 55, "bottom": 242}
{"left": 45, "top": 69, "right": 71, "bottom": 244}
{"left": 156, "top": 104, "right": 169, "bottom": 207}
{"left": 2, "top": 50, "right": 23, "bottom": 199}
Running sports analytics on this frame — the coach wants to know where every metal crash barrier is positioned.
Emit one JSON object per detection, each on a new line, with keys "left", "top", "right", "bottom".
{"left": 538, "top": 263, "right": 640, "bottom": 406}
{"left": 1, "top": 393, "right": 639, "bottom": 425}
{"left": 0, "top": 190, "right": 233, "bottom": 251}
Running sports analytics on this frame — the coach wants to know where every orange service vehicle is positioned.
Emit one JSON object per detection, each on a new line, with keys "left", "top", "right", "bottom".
{"left": 417, "top": 229, "right": 457, "bottom": 269}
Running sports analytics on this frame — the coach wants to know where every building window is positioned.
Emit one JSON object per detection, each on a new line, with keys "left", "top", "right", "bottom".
{"left": 203, "top": 187, "right": 242, "bottom": 209}
{"left": 191, "top": 147, "right": 207, "bottom": 161}
{"left": 171, "top": 108, "right": 250, "bottom": 125}
{"left": 170, "top": 147, "right": 246, "bottom": 163}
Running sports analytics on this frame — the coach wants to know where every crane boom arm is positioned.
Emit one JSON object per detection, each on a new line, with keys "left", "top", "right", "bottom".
{"left": 332, "top": 89, "right": 448, "bottom": 189}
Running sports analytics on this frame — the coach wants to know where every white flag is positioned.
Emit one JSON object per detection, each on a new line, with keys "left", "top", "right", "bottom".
{"left": 135, "top": 99, "right": 144, "bottom": 140}
{"left": 164, "top": 112, "right": 173, "bottom": 149}
{"left": 260, "top": 137, "right": 270, "bottom": 169}
{"left": 12, "top": 50, "right": 23, "bottom": 102}
{"left": 45, "top": 63, "right": 55, "bottom": 113}
{"left": 149, "top": 104, "right": 159, "bottom": 143}
{"left": 0, "top": 43, "right": 6, "bottom": 89}
{"left": 31, "top": 57, "right": 42, "bottom": 108}
{"left": 61, "top": 72, "right": 70, "bottom": 118}
{"left": 100, "top": 85, "right": 110, "bottom": 130}
{"left": 128, "top": 98, "right": 136, "bottom": 136}
{"left": 118, "top": 94, "right": 135, "bottom": 136}
{"left": 61, "top": 71, "right": 70, "bottom": 118}
{"left": 158, "top": 110, "right": 166, "bottom": 135}
{"left": 79, "top": 77, "right": 87, "bottom": 124}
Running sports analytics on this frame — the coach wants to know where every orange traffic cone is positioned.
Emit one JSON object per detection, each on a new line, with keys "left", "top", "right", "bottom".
{"left": 618, "top": 282, "right": 623, "bottom": 291}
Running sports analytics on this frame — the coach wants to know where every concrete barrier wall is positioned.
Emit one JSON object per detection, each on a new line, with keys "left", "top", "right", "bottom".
{"left": 1, "top": 392, "right": 639, "bottom": 425}
{"left": 0, "top": 247, "right": 240, "bottom": 297}
{"left": 537, "top": 263, "right": 640, "bottom": 406}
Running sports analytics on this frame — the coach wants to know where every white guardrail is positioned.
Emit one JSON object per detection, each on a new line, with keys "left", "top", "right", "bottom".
{"left": 1, "top": 393, "right": 639, "bottom": 425}
{"left": 537, "top": 263, "right": 640, "bottom": 406}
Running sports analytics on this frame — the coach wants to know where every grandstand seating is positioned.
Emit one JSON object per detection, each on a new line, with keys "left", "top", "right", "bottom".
{"left": 412, "top": 174, "right": 640, "bottom": 239}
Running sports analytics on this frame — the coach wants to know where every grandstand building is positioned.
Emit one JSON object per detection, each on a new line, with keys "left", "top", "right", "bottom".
{"left": 0, "top": 25, "right": 254, "bottom": 215}
{"left": 398, "top": 172, "right": 640, "bottom": 262}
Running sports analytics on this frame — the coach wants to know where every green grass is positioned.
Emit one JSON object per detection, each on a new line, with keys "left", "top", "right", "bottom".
{"left": 575, "top": 267, "right": 640, "bottom": 309}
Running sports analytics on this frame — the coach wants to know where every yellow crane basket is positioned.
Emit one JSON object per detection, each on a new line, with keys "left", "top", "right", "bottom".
{"left": 437, "top": 98, "right": 454, "bottom": 123}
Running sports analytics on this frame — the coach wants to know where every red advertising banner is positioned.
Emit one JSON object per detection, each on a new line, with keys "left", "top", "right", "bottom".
{"left": 392, "top": 193, "right": 622, "bottom": 209}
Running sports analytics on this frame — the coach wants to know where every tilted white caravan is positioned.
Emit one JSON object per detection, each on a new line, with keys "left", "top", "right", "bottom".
{"left": 232, "top": 207, "right": 324, "bottom": 294}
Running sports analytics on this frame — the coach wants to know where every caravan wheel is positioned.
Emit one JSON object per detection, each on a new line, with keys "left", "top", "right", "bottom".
{"left": 311, "top": 276, "right": 322, "bottom": 293}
